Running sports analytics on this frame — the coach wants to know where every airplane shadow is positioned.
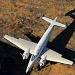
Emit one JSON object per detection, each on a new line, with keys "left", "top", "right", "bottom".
{"left": 48, "top": 20, "right": 75, "bottom": 62}
{"left": 0, "top": 9, "right": 75, "bottom": 75}
{"left": 47, "top": 9, "right": 75, "bottom": 62}
{"left": 26, "top": 9, "right": 75, "bottom": 62}
{"left": 0, "top": 41, "right": 31, "bottom": 75}
{"left": 65, "top": 9, "right": 75, "bottom": 19}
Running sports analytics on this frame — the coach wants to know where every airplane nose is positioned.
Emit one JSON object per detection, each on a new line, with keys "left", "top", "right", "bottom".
{"left": 26, "top": 67, "right": 29, "bottom": 73}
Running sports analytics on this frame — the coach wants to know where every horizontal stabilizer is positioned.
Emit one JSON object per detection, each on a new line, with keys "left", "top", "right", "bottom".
{"left": 42, "top": 17, "right": 66, "bottom": 29}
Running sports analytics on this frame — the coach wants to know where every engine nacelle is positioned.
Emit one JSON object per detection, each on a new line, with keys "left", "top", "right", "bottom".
{"left": 22, "top": 49, "right": 30, "bottom": 60}
{"left": 40, "top": 55, "right": 47, "bottom": 67}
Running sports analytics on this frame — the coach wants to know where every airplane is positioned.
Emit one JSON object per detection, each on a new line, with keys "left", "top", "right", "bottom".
{"left": 3, "top": 17, "right": 73, "bottom": 73}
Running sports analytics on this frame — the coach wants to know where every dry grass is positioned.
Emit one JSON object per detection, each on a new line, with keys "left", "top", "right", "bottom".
{"left": 0, "top": 0, "right": 75, "bottom": 75}
{"left": 31, "top": 63, "right": 75, "bottom": 75}
{"left": 0, "top": 0, "right": 75, "bottom": 49}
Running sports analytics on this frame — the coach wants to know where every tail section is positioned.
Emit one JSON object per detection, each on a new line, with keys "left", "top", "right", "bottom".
{"left": 42, "top": 17, "right": 66, "bottom": 29}
{"left": 54, "top": 17, "right": 57, "bottom": 21}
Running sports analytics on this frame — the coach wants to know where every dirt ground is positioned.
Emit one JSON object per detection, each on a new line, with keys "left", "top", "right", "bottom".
{"left": 0, "top": 0, "right": 75, "bottom": 75}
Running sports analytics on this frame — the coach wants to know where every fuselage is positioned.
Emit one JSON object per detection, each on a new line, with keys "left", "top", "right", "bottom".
{"left": 26, "top": 24, "right": 54, "bottom": 73}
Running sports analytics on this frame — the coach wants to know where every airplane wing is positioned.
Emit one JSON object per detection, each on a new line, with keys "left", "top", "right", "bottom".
{"left": 4, "top": 35, "right": 37, "bottom": 54}
{"left": 41, "top": 48, "right": 73, "bottom": 65}
{"left": 4, "top": 35, "right": 73, "bottom": 65}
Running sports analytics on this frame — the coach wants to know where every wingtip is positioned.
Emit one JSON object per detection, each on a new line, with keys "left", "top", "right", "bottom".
{"left": 26, "top": 68, "right": 28, "bottom": 73}
{"left": 41, "top": 16, "right": 45, "bottom": 19}
{"left": 4, "top": 34, "right": 8, "bottom": 38}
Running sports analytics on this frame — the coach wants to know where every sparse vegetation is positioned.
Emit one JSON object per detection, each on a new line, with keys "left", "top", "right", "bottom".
{"left": 0, "top": 0, "right": 75, "bottom": 75}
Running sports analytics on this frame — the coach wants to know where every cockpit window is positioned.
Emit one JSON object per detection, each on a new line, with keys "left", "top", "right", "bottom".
{"left": 31, "top": 54, "right": 37, "bottom": 61}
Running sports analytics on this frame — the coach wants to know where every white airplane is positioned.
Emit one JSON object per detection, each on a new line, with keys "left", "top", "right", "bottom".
{"left": 4, "top": 17, "right": 73, "bottom": 73}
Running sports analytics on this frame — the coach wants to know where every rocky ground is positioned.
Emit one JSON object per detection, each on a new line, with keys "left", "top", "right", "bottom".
{"left": 0, "top": 0, "right": 75, "bottom": 75}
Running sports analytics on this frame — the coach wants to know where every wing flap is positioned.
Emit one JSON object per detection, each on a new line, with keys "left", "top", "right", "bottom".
{"left": 4, "top": 35, "right": 37, "bottom": 54}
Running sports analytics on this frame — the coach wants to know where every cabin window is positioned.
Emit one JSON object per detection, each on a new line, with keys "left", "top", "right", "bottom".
{"left": 31, "top": 54, "right": 37, "bottom": 61}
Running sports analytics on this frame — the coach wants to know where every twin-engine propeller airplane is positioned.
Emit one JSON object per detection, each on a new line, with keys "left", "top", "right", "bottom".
{"left": 4, "top": 17, "right": 73, "bottom": 73}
